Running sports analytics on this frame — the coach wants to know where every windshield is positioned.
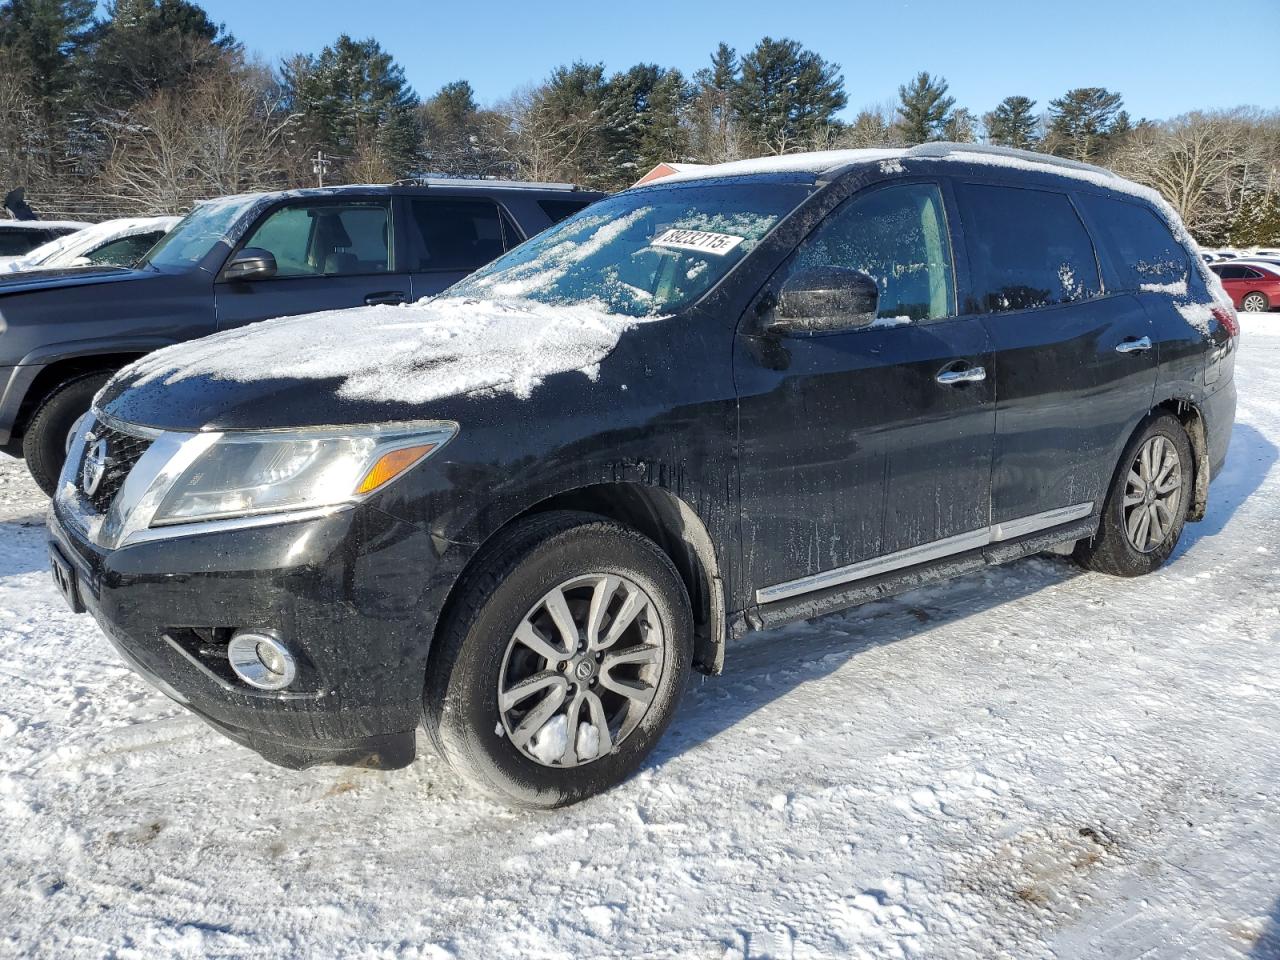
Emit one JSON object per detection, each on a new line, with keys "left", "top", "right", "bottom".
{"left": 450, "top": 181, "right": 812, "bottom": 317}
{"left": 141, "top": 196, "right": 261, "bottom": 270}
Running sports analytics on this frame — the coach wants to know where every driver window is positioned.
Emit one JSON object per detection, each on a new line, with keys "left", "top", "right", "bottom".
{"left": 241, "top": 201, "right": 390, "bottom": 278}
{"left": 790, "top": 182, "right": 956, "bottom": 322}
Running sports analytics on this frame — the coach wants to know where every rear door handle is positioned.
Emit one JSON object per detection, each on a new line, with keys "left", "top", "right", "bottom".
{"left": 936, "top": 365, "right": 986, "bottom": 386}
{"left": 365, "top": 291, "right": 409, "bottom": 306}
{"left": 1115, "top": 336, "right": 1152, "bottom": 354}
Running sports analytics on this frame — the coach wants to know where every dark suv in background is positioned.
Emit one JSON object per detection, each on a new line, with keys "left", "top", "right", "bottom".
{"left": 0, "top": 179, "right": 602, "bottom": 493}
{"left": 49, "top": 144, "right": 1237, "bottom": 808}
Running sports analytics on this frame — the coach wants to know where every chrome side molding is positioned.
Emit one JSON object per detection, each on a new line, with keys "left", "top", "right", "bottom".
{"left": 755, "top": 501, "right": 1094, "bottom": 605}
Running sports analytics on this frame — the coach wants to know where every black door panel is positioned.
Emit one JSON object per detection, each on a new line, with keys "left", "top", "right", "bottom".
{"left": 982, "top": 296, "right": 1156, "bottom": 523}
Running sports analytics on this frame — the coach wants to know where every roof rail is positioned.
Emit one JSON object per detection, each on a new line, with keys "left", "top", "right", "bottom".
{"left": 904, "top": 142, "right": 1119, "bottom": 178}
{"left": 392, "top": 176, "right": 582, "bottom": 192}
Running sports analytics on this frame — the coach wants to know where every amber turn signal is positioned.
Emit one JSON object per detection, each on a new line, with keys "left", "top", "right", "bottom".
{"left": 354, "top": 443, "right": 437, "bottom": 495}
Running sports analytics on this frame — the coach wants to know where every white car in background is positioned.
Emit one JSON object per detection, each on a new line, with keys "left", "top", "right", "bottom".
{"left": 0, "top": 217, "right": 179, "bottom": 274}
{"left": 0, "top": 220, "right": 88, "bottom": 263}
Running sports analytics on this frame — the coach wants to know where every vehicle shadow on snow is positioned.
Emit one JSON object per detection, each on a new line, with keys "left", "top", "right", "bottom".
{"left": 652, "top": 552, "right": 1083, "bottom": 768}
{"left": 1250, "top": 897, "right": 1280, "bottom": 957}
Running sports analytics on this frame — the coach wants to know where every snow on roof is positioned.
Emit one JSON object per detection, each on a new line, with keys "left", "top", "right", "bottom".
{"left": 0, "top": 219, "right": 90, "bottom": 231}
{"left": 658, "top": 149, "right": 906, "bottom": 183}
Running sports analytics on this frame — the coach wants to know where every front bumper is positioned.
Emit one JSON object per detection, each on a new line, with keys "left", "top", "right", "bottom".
{"left": 48, "top": 500, "right": 466, "bottom": 770}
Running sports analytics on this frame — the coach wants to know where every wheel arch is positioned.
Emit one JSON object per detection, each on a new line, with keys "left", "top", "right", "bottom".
{"left": 3, "top": 352, "right": 147, "bottom": 453}
{"left": 1153, "top": 396, "right": 1209, "bottom": 522}
{"left": 436, "top": 482, "right": 728, "bottom": 677}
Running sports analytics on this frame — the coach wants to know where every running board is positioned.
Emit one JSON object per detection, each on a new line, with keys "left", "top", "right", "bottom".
{"left": 755, "top": 502, "right": 1094, "bottom": 606}
{"left": 747, "top": 513, "right": 1098, "bottom": 632}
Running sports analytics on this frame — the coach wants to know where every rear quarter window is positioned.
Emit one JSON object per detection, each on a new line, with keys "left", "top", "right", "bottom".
{"left": 1076, "top": 193, "right": 1189, "bottom": 290}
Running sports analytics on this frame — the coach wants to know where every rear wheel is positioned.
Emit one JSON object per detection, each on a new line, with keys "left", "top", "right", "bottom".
{"left": 1242, "top": 292, "right": 1269, "bottom": 313}
{"left": 1073, "top": 413, "right": 1192, "bottom": 577}
{"left": 21, "top": 372, "right": 111, "bottom": 497}
{"left": 423, "top": 511, "right": 693, "bottom": 808}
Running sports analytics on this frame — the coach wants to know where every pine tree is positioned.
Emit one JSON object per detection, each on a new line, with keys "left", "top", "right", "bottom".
{"left": 985, "top": 95, "right": 1040, "bottom": 149}
{"left": 1046, "top": 87, "right": 1124, "bottom": 162}
{"left": 0, "top": 0, "right": 94, "bottom": 105}
{"left": 732, "top": 37, "right": 846, "bottom": 154}
{"left": 895, "top": 72, "right": 954, "bottom": 145}
{"left": 599, "top": 63, "right": 687, "bottom": 188}
{"left": 419, "top": 80, "right": 513, "bottom": 178}
{"left": 81, "top": 0, "right": 239, "bottom": 110}
{"left": 282, "top": 34, "right": 420, "bottom": 179}
{"left": 687, "top": 42, "right": 738, "bottom": 163}
{"left": 0, "top": 0, "right": 95, "bottom": 178}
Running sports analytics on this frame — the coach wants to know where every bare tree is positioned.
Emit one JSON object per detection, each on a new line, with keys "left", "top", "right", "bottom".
{"left": 101, "top": 60, "right": 293, "bottom": 212}
{"left": 1112, "top": 110, "right": 1271, "bottom": 240}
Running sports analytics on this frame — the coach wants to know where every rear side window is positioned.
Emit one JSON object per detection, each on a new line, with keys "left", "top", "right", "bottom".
{"left": 0, "top": 230, "right": 41, "bottom": 256}
{"left": 408, "top": 198, "right": 507, "bottom": 272}
{"left": 955, "top": 183, "right": 1101, "bottom": 313}
{"left": 788, "top": 181, "right": 956, "bottom": 322}
{"left": 1076, "top": 194, "right": 1189, "bottom": 289}
{"left": 85, "top": 232, "right": 164, "bottom": 266}
{"left": 538, "top": 198, "right": 594, "bottom": 224}
{"left": 1217, "top": 265, "right": 1248, "bottom": 280}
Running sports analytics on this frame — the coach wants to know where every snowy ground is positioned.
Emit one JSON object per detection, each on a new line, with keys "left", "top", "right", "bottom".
{"left": 2, "top": 319, "right": 1280, "bottom": 960}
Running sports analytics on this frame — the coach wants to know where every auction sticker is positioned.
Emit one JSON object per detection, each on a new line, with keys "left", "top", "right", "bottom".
{"left": 651, "top": 228, "right": 745, "bottom": 256}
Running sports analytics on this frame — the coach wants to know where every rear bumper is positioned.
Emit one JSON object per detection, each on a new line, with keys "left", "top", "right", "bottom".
{"left": 48, "top": 500, "right": 465, "bottom": 770}
{"left": 1204, "top": 375, "right": 1236, "bottom": 480}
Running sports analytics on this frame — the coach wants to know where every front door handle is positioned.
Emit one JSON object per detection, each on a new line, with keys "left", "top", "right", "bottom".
{"left": 1115, "top": 336, "right": 1152, "bottom": 354}
{"left": 936, "top": 365, "right": 986, "bottom": 386}
{"left": 365, "top": 291, "right": 409, "bottom": 306}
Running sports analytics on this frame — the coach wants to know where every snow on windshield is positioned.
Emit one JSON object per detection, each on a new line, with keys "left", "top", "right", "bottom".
{"left": 453, "top": 186, "right": 800, "bottom": 319}
{"left": 122, "top": 296, "right": 663, "bottom": 405}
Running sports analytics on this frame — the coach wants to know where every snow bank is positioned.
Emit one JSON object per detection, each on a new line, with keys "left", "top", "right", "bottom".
{"left": 123, "top": 296, "right": 664, "bottom": 405}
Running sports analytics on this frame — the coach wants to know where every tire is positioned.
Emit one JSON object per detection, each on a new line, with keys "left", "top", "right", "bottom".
{"left": 423, "top": 510, "right": 693, "bottom": 808}
{"left": 1242, "top": 292, "right": 1269, "bottom": 313}
{"left": 20, "top": 372, "right": 112, "bottom": 497}
{"left": 1073, "top": 413, "right": 1193, "bottom": 577}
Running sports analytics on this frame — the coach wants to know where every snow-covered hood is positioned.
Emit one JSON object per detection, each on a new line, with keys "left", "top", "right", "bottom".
{"left": 102, "top": 295, "right": 666, "bottom": 430}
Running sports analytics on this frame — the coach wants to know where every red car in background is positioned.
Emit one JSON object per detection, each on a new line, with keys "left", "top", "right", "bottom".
{"left": 1210, "top": 261, "right": 1280, "bottom": 312}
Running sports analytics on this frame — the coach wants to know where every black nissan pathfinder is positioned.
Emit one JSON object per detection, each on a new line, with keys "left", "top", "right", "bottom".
{"left": 48, "top": 144, "right": 1238, "bottom": 808}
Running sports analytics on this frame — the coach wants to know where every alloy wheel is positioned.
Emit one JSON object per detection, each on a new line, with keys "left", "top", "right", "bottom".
{"left": 1242, "top": 293, "right": 1267, "bottom": 313}
{"left": 1122, "top": 435, "right": 1183, "bottom": 553}
{"left": 498, "top": 574, "right": 666, "bottom": 767}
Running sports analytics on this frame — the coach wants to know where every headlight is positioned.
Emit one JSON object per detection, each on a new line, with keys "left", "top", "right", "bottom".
{"left": 149, "top": 422, "right": 457, "bottom": 526}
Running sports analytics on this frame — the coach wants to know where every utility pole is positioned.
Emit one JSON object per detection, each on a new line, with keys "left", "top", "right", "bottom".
{"left": 312, "top": 151, "right": 332, "bottom": 187}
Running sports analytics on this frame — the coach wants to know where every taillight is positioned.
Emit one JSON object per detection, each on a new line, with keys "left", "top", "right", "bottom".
{"left": 1212, "top": 305, "right": 1240, "bottom": 338}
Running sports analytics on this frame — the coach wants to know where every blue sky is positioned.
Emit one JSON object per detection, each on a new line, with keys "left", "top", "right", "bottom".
{"left": 199, "top": 0, "right": 1277, "bottom": 121}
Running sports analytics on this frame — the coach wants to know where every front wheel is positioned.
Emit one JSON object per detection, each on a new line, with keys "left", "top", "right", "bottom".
{"left": 423, "top": 511, "right": 693, "bottom": 808}
{"left": 21, "top": 372, "right": 112, "bottom": 497}
{"left": 1074, "top": 413, "right": 1193, "bottom": 577}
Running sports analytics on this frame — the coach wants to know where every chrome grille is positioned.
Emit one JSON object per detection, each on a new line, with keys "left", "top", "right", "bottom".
{"left": 80, "top": 422, "right": 152, "bottom": 512}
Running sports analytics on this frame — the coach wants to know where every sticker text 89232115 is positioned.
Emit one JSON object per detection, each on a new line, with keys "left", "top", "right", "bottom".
{"left": 650, "top": 228, "right": 745, "bottom": 257}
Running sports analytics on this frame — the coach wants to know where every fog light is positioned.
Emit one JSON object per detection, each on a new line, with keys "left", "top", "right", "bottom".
{"left": 227, "top": 630, "right": 296, "bottom": 690}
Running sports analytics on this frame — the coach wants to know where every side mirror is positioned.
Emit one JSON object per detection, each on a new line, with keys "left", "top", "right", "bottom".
{"left": 223, "top": 247, "right": 277, "bottom": 282}
{"left": 768, "top": 266, "right": 880, "bottom": 334}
